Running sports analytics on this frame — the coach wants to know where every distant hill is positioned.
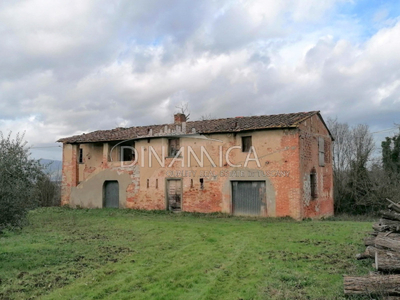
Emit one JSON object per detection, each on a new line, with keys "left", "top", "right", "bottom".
{"left": 39, "top": 159, "right": 62, "bottom": 180}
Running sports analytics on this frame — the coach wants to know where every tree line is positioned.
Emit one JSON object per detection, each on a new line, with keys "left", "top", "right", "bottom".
{"left": 327, "top": 119, "right": 400, "bottom": 215}
{"left": 1, "top": 119, "right": 399, "bottom": 231}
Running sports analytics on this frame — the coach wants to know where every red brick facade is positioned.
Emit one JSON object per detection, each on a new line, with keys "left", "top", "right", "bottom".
{"left": 60, "top": 112, "right": 334, "bottom": 219}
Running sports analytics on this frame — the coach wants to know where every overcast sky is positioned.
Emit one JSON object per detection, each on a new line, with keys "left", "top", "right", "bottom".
{"left": 1, "top": 0, "right": 399, "bottom": 160}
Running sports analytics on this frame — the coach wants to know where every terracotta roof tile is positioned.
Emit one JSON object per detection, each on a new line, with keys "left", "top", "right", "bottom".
{"left": 58, "top": 111, "right": 320, "bottom": 144}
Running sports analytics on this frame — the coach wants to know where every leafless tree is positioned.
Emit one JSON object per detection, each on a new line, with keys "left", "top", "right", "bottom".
{"left": 327, "top": 119, "right": 375, "bottom": 214}
{"left": 175, "top": 102, "right": 190, "bottom": 121}
{"left": 200, "top": 113, "right": 212, "bottom": 121}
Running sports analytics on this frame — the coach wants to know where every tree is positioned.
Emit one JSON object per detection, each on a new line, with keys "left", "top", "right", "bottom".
{"left": 175, "top": 102, "right": 190, "bottom": 121}
{"left": 327, "top": 119, "right": 375, "bottom": 214}
{"left": 34, "top": 174, "right": 61, "bottom": 207}
{"left": 346, "top": 124, "right": 375, "bottom": 213}
{"left": 327, "top": 118, "right": 352, "bottom": 212}
{"left": 382, "top": 131, "right": 400, "bottom": 173}
{"left": 376, "top": 129, "right": 400, "bottom": 204}
{"left": 200, "top": 113, "right": 212, "bottom": 121}
{"left": 0, "top": 132, "right": 43, "bottom": 231}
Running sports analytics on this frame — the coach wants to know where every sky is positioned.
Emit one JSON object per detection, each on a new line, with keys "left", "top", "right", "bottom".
{"left": 0, "top": 0, "right": 399, "bottom": 161}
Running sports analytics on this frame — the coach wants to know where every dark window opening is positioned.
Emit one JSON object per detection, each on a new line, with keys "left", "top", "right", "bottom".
{"left": 168, "top": 138, "right": 180, "bottom": 157}
{"left": 79, "top": 148, "right": 83, "bottom": 164}
{"left": 147, "top": 179, "right": 149, "bottom": 189}
{"left": 200, "top": 178, "right": 204, "bottom": 190}
{"left": 310, "top": 172, "right": 317, "bottom": 199}
{"left": 121, "top": 141, "right": 135, "bottom": 162}
{"left": 122, "top": 148, "right": 134, "bottom": 161}
{"left": 190, "top": 179, "right": 193, "bottom": 188}
{"left": 242, "top": 136, "right": 252, "bottom": 152}
{"left": 156, "top": 179, "right": 158, "bottom": 189}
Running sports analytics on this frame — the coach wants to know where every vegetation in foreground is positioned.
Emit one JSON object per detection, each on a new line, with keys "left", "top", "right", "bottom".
{"left": 0, "top": 208, "right": 373, "bottom": 300}
{"left": 0, "top": 131, "right": 60, "bottom": 233}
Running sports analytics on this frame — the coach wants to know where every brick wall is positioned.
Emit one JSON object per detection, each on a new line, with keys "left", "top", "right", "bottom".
{"left": 60, "top": 117, "right": 334, "bottom": 219}
{"left": 298, "top": 114, "right": 334, "bottom": 218}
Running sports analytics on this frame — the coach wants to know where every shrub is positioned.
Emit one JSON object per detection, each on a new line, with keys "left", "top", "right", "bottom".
{"left": 0, "top": 132, "right": 43, "bottom": 231}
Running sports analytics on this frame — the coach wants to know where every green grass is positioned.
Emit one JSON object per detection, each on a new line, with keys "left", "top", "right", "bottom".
{"left": 0, "top": 208, "right": 373, "bottom": 300}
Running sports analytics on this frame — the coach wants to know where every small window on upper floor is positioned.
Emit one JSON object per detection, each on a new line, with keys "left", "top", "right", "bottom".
{"left": 120, "top": 141, "right": 135, "bottom": 162}
{"left": 122, "top": 148, "right": 134, "bottom": 161}
{"left": 242, "top": 136, "right": 252, "bottom": 152}
{"left": 168, "top": 138, "right": 180, "bottom": 157}
{"left": 79, "top": 148, "right": 83, "bottom": 164}
{"left": 318, "top": 137, "right": 325, "bottom": 167}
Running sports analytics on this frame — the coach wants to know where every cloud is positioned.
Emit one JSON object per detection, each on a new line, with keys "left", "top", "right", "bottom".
{"left": 0, "top": 0, "right": 399, "bottom": 160}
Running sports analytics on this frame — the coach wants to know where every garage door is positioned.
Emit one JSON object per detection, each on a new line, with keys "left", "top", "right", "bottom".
{"left": 232, "top": 181, "right": 266, "bottom": 216}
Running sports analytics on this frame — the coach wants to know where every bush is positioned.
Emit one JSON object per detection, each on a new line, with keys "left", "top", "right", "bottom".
{"left": 34, "top": 174, "right": 61, "bottom": 207}
{"left": 0, "top": 132, "right": 43, "bottom": 231}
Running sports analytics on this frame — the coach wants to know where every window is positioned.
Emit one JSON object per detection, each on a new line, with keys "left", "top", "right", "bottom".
{"left": 108, "top": 141, "right": 135, "bottom": 162}
{"left": 122, "top": 147, "right": 134, "bottom": 161}
{"left": 168, "top": 138, "right": 180, "bottom": 157}
{"left": 242, "top": 136, "right": 252, "bottom": 152}
{"left": 318, "top": 137, "right": 325, "bottom": 167}
{"left": 310, "top": 172, "right": 317, "bottom": 199}
{"left": 121, "top": 141, "right": 135, "bottom": 162}
{"left": 147, "top": 179, "right": 149, "bottom": 188}
{"left": 156, "top": 179, "right": 158, "bottom": 189}
{"left": 200, "top": 178, "right": 204, "bottom": 190}
{"left": 79, "top": 148, "right": 83, "bottom": 164}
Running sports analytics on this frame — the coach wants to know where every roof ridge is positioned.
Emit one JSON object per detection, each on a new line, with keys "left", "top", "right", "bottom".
{"left": 118, "top": 110, "right": 319, "bottom": 128}
{"left": 57, "top": 110, "right": 321, "bottom": 143}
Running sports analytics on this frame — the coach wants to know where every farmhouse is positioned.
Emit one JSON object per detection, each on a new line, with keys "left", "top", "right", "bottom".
{"left": 58, "top": 111, "right": 334, "bottom": 219}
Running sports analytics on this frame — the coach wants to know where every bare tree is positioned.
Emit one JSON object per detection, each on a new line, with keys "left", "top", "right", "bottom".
{"left": 327, "top": 118, "right": 353, "bottom": 212}
{"left": 327, "top": 119, "right": 375, "bottom": 214}
{"left": 175, "top": 102, "right": 190, "bottom": 121}
{"left": 200, "top": 113, "right": 212, "bottom": 121}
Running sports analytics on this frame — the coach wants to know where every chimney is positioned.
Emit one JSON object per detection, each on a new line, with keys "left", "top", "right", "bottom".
{"left": 174, "top": 113, "right": 186, "bottom": 124}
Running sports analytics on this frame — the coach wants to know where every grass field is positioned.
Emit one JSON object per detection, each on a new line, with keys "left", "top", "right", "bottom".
{"left": 0, "top": 208, "right": 373, "bottom": 299}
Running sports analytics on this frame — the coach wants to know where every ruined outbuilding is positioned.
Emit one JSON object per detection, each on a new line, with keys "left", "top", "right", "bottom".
{"left": 58, "top": 111, "right": 334, "bottom": 219}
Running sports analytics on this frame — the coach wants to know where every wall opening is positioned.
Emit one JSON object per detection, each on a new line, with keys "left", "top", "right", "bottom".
{"left": 103, "top": 181, "right": 119, "bottom": 208}
{"left": 242, "top": 136, "right": 252, "bottom": 152}
{"left": 310, "top": 169, "right": 317, "bottom": 199}
{"left": 79, "top": 148, "right": 83, "bottom": 164}
{"left": 168, "top": 138, "right": 180, "bottom": 157}
{"left": 166, "top": 179, "right": 182, "bottom": 211}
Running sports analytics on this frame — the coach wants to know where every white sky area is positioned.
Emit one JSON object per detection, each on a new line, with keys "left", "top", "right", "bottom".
{"left": 0, "top": 0, "right": 399, "bottom": 160}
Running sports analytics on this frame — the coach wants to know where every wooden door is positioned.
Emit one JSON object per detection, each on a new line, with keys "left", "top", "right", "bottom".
{"left": 167, "top": 179, "right": 182, "bottom": 211}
